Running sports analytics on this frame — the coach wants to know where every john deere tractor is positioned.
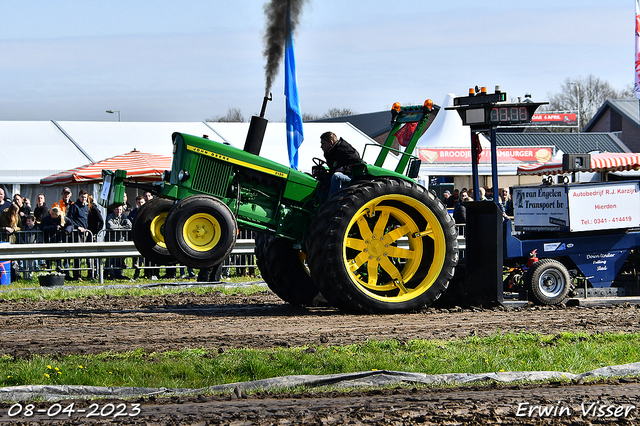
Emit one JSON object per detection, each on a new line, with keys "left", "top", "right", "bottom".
{"left": 101, "top": 99, "right": 458, "bottom": 313}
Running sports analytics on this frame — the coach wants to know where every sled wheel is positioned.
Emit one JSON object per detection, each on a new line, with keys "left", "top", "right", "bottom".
{"left": 307, "top": 178, "right": 458, "bottom": 314}
{"left": 131, "top": 198, "right": 176, "bottom": 265}
{"left": 524, "top": 259, "right": 571, "bottom": 305}
{"left": 255, "top": 234, "right": 323, "bottom": 306}
{"left": 164, "top": 195, "right": 237, "bottom": 268}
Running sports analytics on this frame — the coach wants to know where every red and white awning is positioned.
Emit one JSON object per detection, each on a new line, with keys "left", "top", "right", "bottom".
{"left": 517, "top": 152, "right": 640, "bottom": 176}
{"left": 40, "top": 150, "right": 172, "bottom": 186}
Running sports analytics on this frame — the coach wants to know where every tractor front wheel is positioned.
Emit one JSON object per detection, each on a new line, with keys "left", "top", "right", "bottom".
{"left": 131, "top": 198, "right": 176, "bottom": 265}
{"left": 164, "top": 195, "right": 237, "bottom": 268}
{"left": 307, "top": 178, "right": 458, "bottom": 314}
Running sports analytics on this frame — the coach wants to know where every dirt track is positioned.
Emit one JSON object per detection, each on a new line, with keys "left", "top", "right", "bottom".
{"left": 1, "top": 289, "right": 639, "bottom": 424}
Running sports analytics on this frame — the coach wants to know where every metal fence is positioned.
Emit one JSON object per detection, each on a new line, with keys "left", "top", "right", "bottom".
{"left": 0, "top": 228, "right": 258, "bottom": 283}
{"left": 1, "top": 226, "right": 465, "bottom": 283}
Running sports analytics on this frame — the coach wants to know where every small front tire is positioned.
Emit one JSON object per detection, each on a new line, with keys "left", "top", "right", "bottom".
{"left": 164, "top": 195, "right": 237, "bottom": 268}
{"left": 131, "top": 198, "right": 176, "bottom": 265}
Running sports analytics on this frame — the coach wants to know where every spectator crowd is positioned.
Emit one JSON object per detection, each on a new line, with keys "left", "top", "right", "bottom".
{"left": 0, "top": 187, "right": 250, "bottom": 282}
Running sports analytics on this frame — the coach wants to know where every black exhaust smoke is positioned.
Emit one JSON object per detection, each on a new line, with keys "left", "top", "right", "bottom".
{"left": 243, "top": 93, "right": 272, "bottom": 155}
{"left": 245, "top": 0, "right": 307, "bottom": 156}
{"left": 263, "top": 0, "right": 306, "bottom": 96}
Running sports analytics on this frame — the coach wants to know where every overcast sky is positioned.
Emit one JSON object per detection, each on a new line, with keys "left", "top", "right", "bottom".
{"left": 0, "top": 1, "right": 632, "bottom": 122}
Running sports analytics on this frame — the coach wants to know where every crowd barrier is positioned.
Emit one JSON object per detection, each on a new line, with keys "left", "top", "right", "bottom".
{"left": 0, "top": 226, "right": 465, "bottom": 284}
{"left": 0, "top": 228, "right": 258, "bottom": 284}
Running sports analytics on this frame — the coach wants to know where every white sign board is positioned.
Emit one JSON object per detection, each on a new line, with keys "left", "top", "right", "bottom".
{"left": 513, "top": 186, "right": 569, "bottom": 231}
{"left": 568, "top": 182, "right": 640, "bottom": 232}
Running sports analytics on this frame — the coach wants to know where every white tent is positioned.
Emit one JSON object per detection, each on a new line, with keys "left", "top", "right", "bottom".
{"left": 55, "top": 121, "right": 219, "bottom": 160}
{"left": 1, "top": 121, "right": 91, "bottom": 184}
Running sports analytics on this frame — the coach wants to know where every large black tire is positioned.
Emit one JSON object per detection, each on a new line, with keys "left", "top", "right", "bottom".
{"left": 307, "top": 178, "right": 458, "bottom": 314}
{"left": 131, "top": 198, "right": 176, "bottom": 265}
{"left": 524, "top": 259, "right": 571, "bottom": 305}
{"left": 254, "top": 233, "right": 272, "bottom": 284}
{"left": 255, "top": 234, "right": 323, "bottom": 306}
{"left": 164, "top": 195, "right": 237, "bottom": 269}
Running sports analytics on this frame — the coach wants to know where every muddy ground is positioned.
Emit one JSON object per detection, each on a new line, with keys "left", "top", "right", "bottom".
{"left": 0, "top": 289, "right": 639, "bottom": 424}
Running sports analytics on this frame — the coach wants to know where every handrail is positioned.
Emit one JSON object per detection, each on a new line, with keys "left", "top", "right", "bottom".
{"left": 0, "top": 239, "right": 257, "bottom": 261}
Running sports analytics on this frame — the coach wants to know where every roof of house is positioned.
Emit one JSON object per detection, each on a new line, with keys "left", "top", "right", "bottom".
{"left": 496, "top": 132, "right": 628, "bottom": 154}
{"left": 309, "top": 110, "right": 394, "bottom": 138}
{"left": 584, "top": 99, "right": 640, "bottom": 131}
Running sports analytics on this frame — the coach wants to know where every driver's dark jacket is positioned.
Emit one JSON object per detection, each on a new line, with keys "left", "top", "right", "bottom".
{"left": 323, "top": 138, "right": 362, "bottom": 175}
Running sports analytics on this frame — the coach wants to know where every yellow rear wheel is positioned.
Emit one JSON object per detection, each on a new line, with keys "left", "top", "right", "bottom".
{"left": 307, "top": 178, "right": 458, "bottom": 313}
{"left": 343, "top": 195, "right": 446, "bottom": 303}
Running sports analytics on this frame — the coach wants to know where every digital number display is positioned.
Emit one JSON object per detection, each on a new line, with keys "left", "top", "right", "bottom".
{"left": 489, "top": 107, "right": 529, "bottom": 124}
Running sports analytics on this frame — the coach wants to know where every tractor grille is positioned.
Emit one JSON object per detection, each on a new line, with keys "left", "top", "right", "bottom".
{"left": 191, "top": 155, "right": 233, "bottom": 198}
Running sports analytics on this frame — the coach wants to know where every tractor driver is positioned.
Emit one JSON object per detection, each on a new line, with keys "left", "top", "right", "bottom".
{"left": 318, "top": 131, "right": 362, "bottom": 199}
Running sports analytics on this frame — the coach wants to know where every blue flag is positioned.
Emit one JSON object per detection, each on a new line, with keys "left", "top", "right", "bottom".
{"left": 285, "top": 3, "right": 303, "bottom": 170}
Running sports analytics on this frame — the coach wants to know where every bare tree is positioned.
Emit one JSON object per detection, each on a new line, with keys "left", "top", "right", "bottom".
{"left": 546, "top": 75, "right": 633, "bottom": 130}
{"left": 206, "top": 108, "right": 245, "bottom": 122}
{"left": 302, "top": 107, "right": 357, "bottom": 121}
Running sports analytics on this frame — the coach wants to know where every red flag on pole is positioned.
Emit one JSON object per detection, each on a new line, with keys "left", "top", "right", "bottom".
{"left": 394, "top": 122, "right": 417, "bottom": 147}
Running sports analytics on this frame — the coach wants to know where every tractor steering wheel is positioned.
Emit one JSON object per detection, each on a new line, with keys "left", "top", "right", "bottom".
{"left": 313, "top": 157, "right": 326, "bottom": 167}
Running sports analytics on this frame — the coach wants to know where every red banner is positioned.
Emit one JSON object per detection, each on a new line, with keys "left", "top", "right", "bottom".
{"left": 530, "top": 113, "right": 577, "bottom": 126}
{"left": 418, "top": 147, "right": 553, "bottom": 164}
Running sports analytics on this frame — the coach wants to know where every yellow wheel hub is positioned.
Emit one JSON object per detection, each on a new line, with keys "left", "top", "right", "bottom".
{"left": 150, "top": 212, "right": 168, "bottom": 249}
{"left": 183, "top": 213, "right": 221, "bottom": 252}
{"left": 343, "top": 194, "right": 446, "bottom": 303}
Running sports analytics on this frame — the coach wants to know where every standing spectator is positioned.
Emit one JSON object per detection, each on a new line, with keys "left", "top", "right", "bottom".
{"left": 40, "top": 207, "right": 73, "bottom": 242}
{"left": 51, "top": 187, "right": 74, "bottom": 275}
{"left": 13, "top": 194, "right": 31, "bottom": 220}
{"left": 0, "top": 204, "right": 22, "bottom": 243}
{"left": 52, "top": 187, "right": 74, "bottom": 216}
{"left": 19, "top": 214, "right": 41, "bottom": 279}
{"left": 40, "top": 207, "right": 73, "bottom": 277}
{"left": 0, "top": 187, "right": 11, "bottom": 212}
{"left": 106, "top": 205, "right": 132, "bottom": 280}
{"left": 453, "top": 192, "right": 471, "bottom": 225}
{"left": 121, "top": 192, "right": 133, "bottom": 218}
{"left": 143, "top": 191, "right": 154, "bottom": 202}
{"left": 442, "top": 190, "right": 451, "bottom": 205}
{"left": 86, "top": 195, "right": 104, "bottom": 280}
{"left": 498, "top": 187, "right": 514, "bottom": 219}
{"left": 66, "top": 189, "right": 90, "bottom": 280}
{"left": 33, "top": 194, "right": 48, "bottom": 224}
{"left": 128, "top": 195, "right": 145, "bottom": 223}
{"left": 67, "top": 190, "right": 89, "bottom": 235}
{"left": 485, "top": 186, "right": 494, "bottom": 201}
{"left": 129, "top": 195, "right": 146, "bottom": 279}
{"left": 87, "top": 195, "right": 104, "bottom": 238}
{"left": 446, "top": 189, "right": 459, "bottom": 209}
{"left": 477, "top": 187, "right": 488, "bottom": 201}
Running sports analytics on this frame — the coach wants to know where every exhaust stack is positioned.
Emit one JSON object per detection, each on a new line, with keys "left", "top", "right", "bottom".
{"left": 243, "top": 93, "right": 272, "bottom": 155}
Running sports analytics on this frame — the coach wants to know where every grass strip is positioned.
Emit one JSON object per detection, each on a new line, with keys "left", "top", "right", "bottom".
{"left": 1, "top": 332, "right": 639, "bottom": 390}
{"left": 0, "top": 281, "right": 266, "bottom": 301}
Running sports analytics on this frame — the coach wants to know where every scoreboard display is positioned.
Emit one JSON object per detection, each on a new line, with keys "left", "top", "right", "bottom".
{"left": 448, "top": 87, "right": 547, "bottom": 129}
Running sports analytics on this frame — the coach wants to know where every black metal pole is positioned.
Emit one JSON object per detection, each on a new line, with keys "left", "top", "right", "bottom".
{"left": 490, "top": 127, "right": 499, "bottom": 204}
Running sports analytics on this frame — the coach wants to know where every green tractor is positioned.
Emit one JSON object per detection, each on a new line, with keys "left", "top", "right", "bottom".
{"left": 101, "top": 99, "right": 458, "bottom": 313}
